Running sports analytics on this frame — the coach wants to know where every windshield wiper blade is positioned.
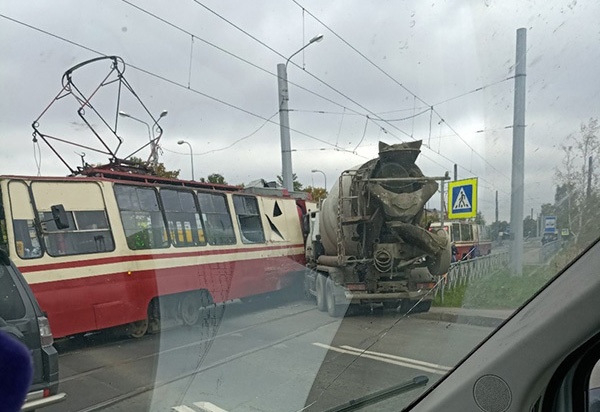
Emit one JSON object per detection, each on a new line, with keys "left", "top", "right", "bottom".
{"left": 324, "top": 375, "right": 429, "bottom": 412}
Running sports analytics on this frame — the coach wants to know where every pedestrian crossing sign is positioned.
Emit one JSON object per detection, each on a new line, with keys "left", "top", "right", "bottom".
{"left": 447, "top": 178, "right": 478, "bottom": 219}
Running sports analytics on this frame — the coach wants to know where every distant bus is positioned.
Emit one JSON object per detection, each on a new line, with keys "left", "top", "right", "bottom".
{"left": 0, "top": 169, "right": 313, "bottom": 338}
{"left": 429, "top": 221, "right": 491, "bottom": 260}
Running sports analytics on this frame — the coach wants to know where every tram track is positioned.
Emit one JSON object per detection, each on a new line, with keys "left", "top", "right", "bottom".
{"left": 76, "top": 317, "right": 338, "bottom": 412}
{"left": 56, "top": 299, "right": 319, "bottom": 385}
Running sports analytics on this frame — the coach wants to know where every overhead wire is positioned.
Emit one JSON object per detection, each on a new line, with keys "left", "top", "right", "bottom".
{"left": 189, "top": 0, "right": 417, "bottom": 142}
{"left": 0, "top": 12, "right": 365, "bottom": 161}
{"left": 290, "top": 0, "right": 514, "bottom": 183}
{"left": 432, "top": 76, "right": 515, "bottom": 107}
{"left": 5, "top": 5, "right": 511, "bottom": 194}
{"left": 119, "top": 0, "right": 361, "bottom": 115}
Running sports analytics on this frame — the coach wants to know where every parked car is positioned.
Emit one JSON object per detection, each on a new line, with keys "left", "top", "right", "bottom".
{"left": 0, "top": 249, "right": 66, "bottom": 410}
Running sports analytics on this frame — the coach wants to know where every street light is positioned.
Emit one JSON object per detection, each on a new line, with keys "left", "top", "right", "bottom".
{"left": 119, "top": 111, "right": 151, "bottom": 141}
{"left": 311, "top": 169, "right": 327, "bottom": 191}
{"left": 119, "top": 110, "right": 168, "bottom": 167}
{"left": 278, "top": 34, "right": 324, "bottom": 192}
{"left": 177, "top": 140, "right": 194, "bottom": 181}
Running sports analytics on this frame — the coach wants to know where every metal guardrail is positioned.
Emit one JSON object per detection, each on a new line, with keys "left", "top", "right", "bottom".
{"left": 539, "top": 240, "right": 561, "bottom": 263}
{"left": 435, "top": 252, "right": 510, "bottom": 303}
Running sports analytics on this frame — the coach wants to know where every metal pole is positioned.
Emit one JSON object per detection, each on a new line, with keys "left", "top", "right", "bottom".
{"left": 510, "top": 28, "right": 527, "bottom": 276}
{"left": 453, "top": 164, "right": 457, "bottom": 181}
{"left": 277, "top": 63, "right": 293, "bottom": 192}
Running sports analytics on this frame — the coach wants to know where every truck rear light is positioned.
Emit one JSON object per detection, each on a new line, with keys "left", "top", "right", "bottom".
{"left": 346, "top": 283, "right": 366, "bottom": 291}
{"left": 38, "top": 316, "right": 54, "bottom": 347}
{"left": 416, "top": 282, "right": 436, "bottom": 290}
{"left": 43, "top": 388, "right": 51, "bottom": 398}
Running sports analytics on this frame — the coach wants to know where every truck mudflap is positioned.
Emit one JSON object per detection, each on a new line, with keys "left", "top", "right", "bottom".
{"left": 343, "top": 290, "right": 434, "bottom": 304}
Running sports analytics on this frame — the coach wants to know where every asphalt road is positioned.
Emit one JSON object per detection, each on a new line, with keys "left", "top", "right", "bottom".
{"left": 47, "top": 295, "right": 495, "bottom": 412}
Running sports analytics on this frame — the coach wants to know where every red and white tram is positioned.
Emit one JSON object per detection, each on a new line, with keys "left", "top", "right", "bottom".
{"left": 0, "top": 169, "right": 313, "bottom": 338}
{"left": 429, "top": 221, "right": 491, "bottom": 260}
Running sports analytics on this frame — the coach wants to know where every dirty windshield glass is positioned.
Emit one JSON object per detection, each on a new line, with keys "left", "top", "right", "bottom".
{"left": 1, "top": 1, "right": 599, "bottom": 411}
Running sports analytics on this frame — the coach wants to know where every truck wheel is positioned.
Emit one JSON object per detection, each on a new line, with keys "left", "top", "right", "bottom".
{"left": 316, "top": 273, "right": 327, "bottom": 312}
{"left": 326, "top": 277, "right": 344, "bottom": 318}
{"left": 399, "top": 300, "right": 432, "bottom": 314}
{"left": 413, "top": 300, "right": 432, "bottom": 313}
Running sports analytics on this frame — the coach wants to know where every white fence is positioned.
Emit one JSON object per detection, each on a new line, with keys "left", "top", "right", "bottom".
{"left": 435, "top": 252, "right": 510, "bottom": 303}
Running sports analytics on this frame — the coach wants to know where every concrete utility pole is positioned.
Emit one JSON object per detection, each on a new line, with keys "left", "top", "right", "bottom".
{"left": 277, "top": 34, "right": 324, "bottom": 192}
{"left": 510, "top": 28, "right": 527, "bottom": 276}
{"left": 495, "top": 190, "right": 499, "bottom": 223}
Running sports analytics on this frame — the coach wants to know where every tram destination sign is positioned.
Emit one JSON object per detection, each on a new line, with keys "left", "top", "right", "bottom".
{"left": 447, "top": 178, "right": 478, "bottom": 219}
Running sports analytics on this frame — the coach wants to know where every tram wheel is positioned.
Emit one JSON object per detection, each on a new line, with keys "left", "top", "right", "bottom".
{"left": 179, "top": 293, "right": 201, "bottom": 326}
{"left": 128, "top": 318, "right": 149, "bottom": 338}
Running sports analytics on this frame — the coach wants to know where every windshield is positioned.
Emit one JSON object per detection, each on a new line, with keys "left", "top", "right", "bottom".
{"left": 1, "top": 1, "right": 599, "bottom": 411}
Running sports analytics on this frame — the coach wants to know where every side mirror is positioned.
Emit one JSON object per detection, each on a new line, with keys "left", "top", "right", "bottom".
{"left": 51, "top": 205, "right": 69, "bottom": 229}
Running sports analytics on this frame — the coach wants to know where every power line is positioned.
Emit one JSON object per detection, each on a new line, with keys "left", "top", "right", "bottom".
{"left": 119, "top": 0, "right": 363, "bottom": 117}
{"left": 432, "top": 76, "right": 515, "bottom": 106}
{"left": 189, "top": 0, "right": 508, "bottom": 191}
{"left": 291, "top": 0, "right": 513, "bottom": 183}
{"left": 0, "top": 13, "right": 364, "bottom": 159}
{"left": 378, "top": 107, "right": 432, "bottom": 122}
{"left": 4, "top": 8, "right": 510, "bottom": 196}
{"left": 189, "top": 0, "right": 417, "bottom": 141}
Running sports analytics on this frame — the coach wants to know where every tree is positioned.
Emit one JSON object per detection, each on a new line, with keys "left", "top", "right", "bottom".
{"left": 555, "top": 118, "right": 600, "bottom": 242}
{"left": 277, "top": 173, "right": 303, "bottom": 191}
{"left": 128, "top": 156, "right": 180, "bottom": 179}
{"left": 200, "top": 173, "right": 227, "bottom": 185}
{"left": 474, "top": 211, "right": 486, "bottom": 226}
{"left": 523, "top": 216, "right": 537, "bottom": 238}
{"left": 303, "top": 186, "right": 327, "bottom": 203}
{"left": 490, "top": 220, "right": 509, "bottom": 241}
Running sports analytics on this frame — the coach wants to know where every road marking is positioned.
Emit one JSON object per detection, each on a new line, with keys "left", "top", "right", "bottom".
{"left": 172, "top": 406, "right": 197, "bottom": 412}
{"left": 193, "top": 401, "right": 229, "bottom": 412}
{"left": 172, "top": 401, "right": 228, "bottom": 412}
{"left": 313, "top": 343, "right": 451, "bottom": 375}
{"left": 340, "top": 345, "right": 452, "bottom": 372}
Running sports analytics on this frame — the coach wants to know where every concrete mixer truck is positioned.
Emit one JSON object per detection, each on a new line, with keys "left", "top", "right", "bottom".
{"left": 304, "top": 140, "right": 451, "bottom": 317}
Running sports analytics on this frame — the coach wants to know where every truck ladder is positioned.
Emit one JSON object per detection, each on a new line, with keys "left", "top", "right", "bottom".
{"left": 336, "top": 169, "right": 370, "bottom": 265}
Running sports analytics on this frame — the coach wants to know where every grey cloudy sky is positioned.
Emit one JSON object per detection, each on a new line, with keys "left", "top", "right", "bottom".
{"left": 1, "top": 0, "right": 598, "bottom": 221}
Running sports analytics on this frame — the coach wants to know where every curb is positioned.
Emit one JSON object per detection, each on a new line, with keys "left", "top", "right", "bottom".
{"left": 414, "top": 310, "right": 507, "bottom": 328}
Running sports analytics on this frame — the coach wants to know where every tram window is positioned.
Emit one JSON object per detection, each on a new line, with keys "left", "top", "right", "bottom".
{"left": 115, "top": 185, "right": 169, "bottom": 250}
{"left": 196, "top": 192, "right": 236, "bottom": 245}
{"left": 12, "top": 219, "right": 42, "bottom": 259}
{"left": 460, "top": 223, "right": 474, "bottom": 241}
{"left": 451, "top": 223, "right": 460, "bottom": 243}
{"left": 233, "top": 195, "right": 265, "bottom": 244}
{"left": 40, "top": 210, "right": 115, "bottom": 256}
{"left": 160, "top": 189, "right": 206, "bottom": 247}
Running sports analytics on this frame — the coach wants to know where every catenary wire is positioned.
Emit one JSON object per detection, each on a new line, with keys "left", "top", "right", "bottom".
{"left": 150, "top": 0, "right": 507, "bottom": 191}
{"left": 0, "top": 13, "right": 366, "bottom": 160}
{"left": 2, "top": 10, "right": 507, "bottom": 195}
{"left": 290, "top": 0, "right": 513, "bottom": 182}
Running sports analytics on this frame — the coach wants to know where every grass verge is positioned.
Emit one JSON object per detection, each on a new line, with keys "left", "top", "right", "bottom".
{"left": 432, "top": 265, "right": 556, "bottom": 309}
